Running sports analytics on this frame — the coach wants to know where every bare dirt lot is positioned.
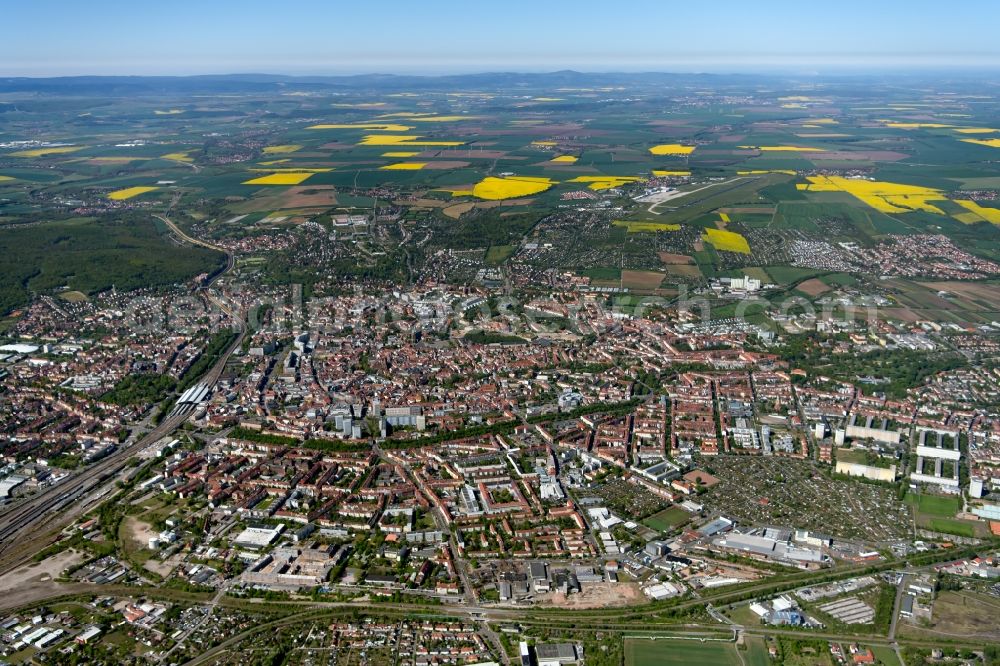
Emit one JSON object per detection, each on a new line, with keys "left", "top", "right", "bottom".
{"left": 233, "top": 186, "right": 338, "bottom": 213}
{"left": 0, "top": 549, "right": 87, "bottom": 610}
{"left": 924, "top": 281, "right": 1000, "bottom": 310}
{"left": 880, "top": 307, "right": 922, "bottom": 323}
{"left": 281, "top": 186, "right": 339, "bottom": 208}
{"left": 621, "top": 270, "right": 666, "bottom": 290}
{"left": 796, "top": 278, "right": 832, "bottom": 297}
{"left": 684, "top": 469, "right": 720, "bottom": 487}
{"left": 902, "top": 591, "right": 1000, "bottom": 641}
{"left": 443, "top": 203, "right": 476, "bottom": 219}
{"left": 442, "top": 198, "right": 537, "bottom": 219}
{"left": 542, "top": 581, "right": 643, "bottom": 609}
{"left": 658, "top": 252, "right": 695, "bottom": 265}
{"left": 121, "top": 516, "right": 173, "bottom": 577}
{"left": 665, "top": 264, "right": 702, "bottom": 279}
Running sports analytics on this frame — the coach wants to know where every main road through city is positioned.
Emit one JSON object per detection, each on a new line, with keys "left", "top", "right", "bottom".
{"left": 0, "top": 212, "right": 243, "bottom": 570}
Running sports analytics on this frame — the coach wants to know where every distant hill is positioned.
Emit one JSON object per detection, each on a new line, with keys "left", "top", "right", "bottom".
{"left": 0, "top": 71, "right": 767, "bottom": 96}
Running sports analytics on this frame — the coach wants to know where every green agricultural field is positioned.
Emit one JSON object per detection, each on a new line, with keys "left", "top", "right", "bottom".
{"left": 710, "top": 300, "right": 770, "bottom": 324}
{"left": 772, "top": 201, "right": 877, "bottom": 240}
{"left": 730, "top": 213, "right": 774, "bottom": 228}
{"left": 3, "top": 72, "right": 1000, "bottom": 326}
{"left": 737, "top": 267, "right": 772, "bottom": 283}
{"left": 581, "top": 267, "right": 622, "bottom": 282}
{"left": 744, "top": 636, "right": 773, "bottom": 666}
{"left": 0, "top": 167, "right": 66, "bottom": 182}
{"left": 485, "top": 245, "right": 516, "bottom": 265}
{"left": 763, "top": 265, "right": 825, "bottom": 285}
{"left": 653, "top": 174, "right": 789, "bottom": 227}
{"left": 952, "top": 177, "right": 1000, "bottom": 189}
{"left": 625, "top": 639, "right": 742, "bottom": 666}
{"left": 871, "top": 646, "right": 903, "bottom": 666}
{"left": 819, "top": 272, "right": 858, "bottom": 287}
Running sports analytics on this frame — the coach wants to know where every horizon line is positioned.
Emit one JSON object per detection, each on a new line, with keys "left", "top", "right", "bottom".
{"left": 7, "top": 66, "right": 1000, "bottom": 80}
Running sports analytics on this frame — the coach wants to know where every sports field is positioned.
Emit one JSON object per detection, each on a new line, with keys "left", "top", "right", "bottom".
{"left": 624, "top": 638, "right": 741, "bottom": 666}
{"left": 642, "top": 506, "right": 691, "bottom": 532}
{"left": 910, "top": 493, "right": 961, "bottom": 517}
{"left": 925, "top": 518, "right": 976, "bottom": 537}
{"left": 907, "top": 493, "right": 978, "bottom": 537}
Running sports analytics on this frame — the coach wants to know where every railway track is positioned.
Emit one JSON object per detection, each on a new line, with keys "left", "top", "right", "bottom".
{"left": 0, "top": 213, "right": 243, "bottom": 572}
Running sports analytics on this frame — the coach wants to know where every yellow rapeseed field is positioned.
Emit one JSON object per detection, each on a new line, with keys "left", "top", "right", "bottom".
{"left": 258, "top": 159, "right": 291, "bottom": 165}
{"left": 567, "top": 176, "right": 641, "bottom": 191}
{"left": 799, "top": 176, "right": 947, "bottom": 214}
{"left": 738, "top": 145, "right": 825, "bottom": 152}
{"left": 652, "top": 170, "right": 691, "bottom": 177}
{"left": 954, "top": 128, "right": 1000, "bottom": 134}
{"left": 737, "top": 170, "right": 797, "bottom": 175}
{"left": 953, "top": 212, "right": 982, "bottom": 224}
{"left": 0, "top": 175, "right": 15, "bottom": 182}
{"left": 262, "top": 145, "right": 302, "bottom": 155}
{"left": 962, "top": 138, "right": 1000, "bottom": 149}
{"left": 357, "top": 135, "right": 464, "bottom": 147}
{"left": 380, "top": 162, "right": 427, "bottom": 170}
{"left": 382, "top": 152, "right": 421, "bottom": 157}
{"left": 247, "top": 168, "right": 332, "bottom": 174}
{"left": 242, "top": 172, "right": 316, "bottom": 186}
{"left": 954, "top": 200, "right": 1000, "bottom": 225}
{"left": 884, "top": 122, "right": 953, "bottom": 129}
{"left": 532, "top": 141, "right": 557, "bottom": 146}
{"left": 107, "top": 186, "right": 159, "bottom": 200}
{"left": 550, "top": 155, "right": 578, "bottom": 163}
{"left": 702, "top": 228, "right": 751, "bottom": 254}
{"left": 161, "top": 152, "right": 192, "bottom": 162}
{"left": 10, "top": 146, "right": 83, "bottom": 157}
{"left": 649, "top": 144, "right": 695, "bottom": 156}
{"left": 466, "top": 176, "right": 555, "bottom": 200}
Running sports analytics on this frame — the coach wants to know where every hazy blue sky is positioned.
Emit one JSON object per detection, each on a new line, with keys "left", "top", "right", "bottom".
{"left": 4, "top": 0, "right": 1000, "bottom": 76}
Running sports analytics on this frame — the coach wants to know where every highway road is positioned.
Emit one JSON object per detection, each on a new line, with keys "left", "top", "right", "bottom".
{"left": 0, "top": 213, "right": 243, "bottom": 572}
